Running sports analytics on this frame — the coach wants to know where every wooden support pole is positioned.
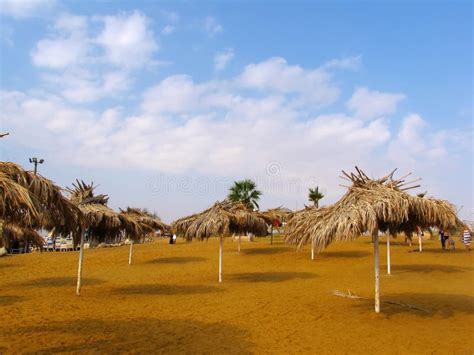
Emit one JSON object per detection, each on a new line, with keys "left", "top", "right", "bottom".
{"left": 418, "top": 231, "right": 423, "bottom": 252}
{"left": 386, "top": 234, "right": 391, "bottom": 275}
{"left": 270, "top": 226, "right": 273, "bottom": 245}
{"left": 129, "top": 239, "right": 134, "bottom": 265}
{"left": 311, "top": 239, "right": 315, "bottom": 260}
{"left": 373, "top": 229, "right": 380, "bottom": 313}
{"left": 76, "top": 228, "right": 85, "bottom": 296}
{"left": 218, "top": 236, "right": 223, "bottom": 283}
{"left": 238, "top": 235, "right": 241, "bottom": 253}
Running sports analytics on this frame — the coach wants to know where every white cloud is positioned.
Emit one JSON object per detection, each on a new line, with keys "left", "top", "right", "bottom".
{"left": 204, "top": 16, "right": 223, "bottom": 36}
{"left": 162, "top": 25, "right": 175, "bottom": 35}
{"left": 0, "top": 0, "right": 56, "bottom": 18}
{"left": 346, "top": 87, "right": 405, "bottom": 119}
{"left": 3, "top": 55, "right": 469, "bottom": 220}
{"left": 238, "top": 57, "right": 340, "bottom": 107}
{"left": 95, "top": 11, "right": 159, "bottom": 68}
{"left": 323, "top": 55, "right": 362, "bottom": 71}
{"left": 31, "top": 14, "right": 89, "bottom": 69}
{"left": 214, "top": 48, "right": 234, "bottom": 72}
{"left": 30, "top": 11, "right": 160, "bottom": 103}
{"left": 388, "top": 113, "right": 448, "bottom": 164}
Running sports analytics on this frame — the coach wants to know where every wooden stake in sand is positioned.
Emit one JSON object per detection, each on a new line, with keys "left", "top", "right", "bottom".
{"left": 311, "top": 239, "right": 315, "bottom": 260}
{"left": 373, "top": 229, "right": 380, "bottom": 313}
{"left": 76, "top": 228, "right": 85, "bottom": 296}
{"left": 128, "top": 239, "right": 134, "bottom": 265}
{"left": 386, "top": 234, "right": 391, "bottom": 275}
{"left": 219, "top": 236, "right": 223, "bottom": 283}
{"left": 418, "top": 228, "right": 423, "bottom": 252}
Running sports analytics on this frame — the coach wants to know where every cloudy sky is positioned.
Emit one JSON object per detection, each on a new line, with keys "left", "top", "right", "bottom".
{"left": 1, "top": 0, "right": 472, "bottom": 222}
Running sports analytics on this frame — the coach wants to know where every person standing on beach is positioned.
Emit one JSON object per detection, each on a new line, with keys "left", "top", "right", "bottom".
{"left": 461, "top": 225, "right": 471, "bottom": 251}
{"left": 440, "top": 229, "right": 446, "bottom": 250}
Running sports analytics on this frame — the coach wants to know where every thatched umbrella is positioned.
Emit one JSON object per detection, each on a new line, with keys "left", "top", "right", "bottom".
{"left": 0, "top": 162, "right": 82, "bottom": 257}
{"left": 261, "top": 207, "right": 293, "bottom": 245}
{"left": 119, "top": 207, "right": 167, "bottom": 265}
{"left": 172, "top": 200, "right": 268, "bottom": 283}
{"left": 67, "top": 180, "right": 134, "bottom": 295}
{"left": 1, "top": 223, "right": 44, "bottom": 251}
{"left": 0, "top": 171, "right": 40, "bottom": 227}
{"left": 285, "top": 167, "right": 461, "bottom": 313}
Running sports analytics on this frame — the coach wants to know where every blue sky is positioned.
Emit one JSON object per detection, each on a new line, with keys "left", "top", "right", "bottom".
{"left": 0, "top": 0, "right": 472, "bottom": 222}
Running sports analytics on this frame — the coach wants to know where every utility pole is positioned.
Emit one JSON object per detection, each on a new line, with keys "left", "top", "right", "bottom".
{"left": 29, "top": 157, "right": 44, "bottom": 175}
{"left": 26, "top": 157, "right": 44, "bottom": 254}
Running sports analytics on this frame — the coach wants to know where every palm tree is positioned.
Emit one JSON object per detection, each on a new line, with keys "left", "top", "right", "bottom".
{"left": 228, "top": 179, "right": 262, "bottom": 210}
{"left": 308, "top": 186, "right": 324, "bottom": 208}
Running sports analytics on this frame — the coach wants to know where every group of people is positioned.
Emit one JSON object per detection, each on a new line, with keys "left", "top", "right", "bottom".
{"left": 440, "top": 225, "right": 472, "bottom": 251}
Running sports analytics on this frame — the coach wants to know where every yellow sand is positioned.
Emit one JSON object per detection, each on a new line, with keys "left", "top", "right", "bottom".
{"left": 0, "top": 236, "right": 472, "bottom": 354}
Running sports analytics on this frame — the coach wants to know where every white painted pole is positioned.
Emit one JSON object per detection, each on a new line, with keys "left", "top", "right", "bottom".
{"left": 238, "top": 235, "right": 241, "bottom": 253}
{"left": 373, "top": 229, "right": 380, "bottom": 313}
{"left": 76, "top": 229, "right": 85, "bottom": 296}
{"left": 386, "top": 234, "right": 391, "bottom": 275}
{"left": 311, "top": 239, "right": 315, "bottom": 260}
{"left": 418, "top": 231, "right": 423, "bottom": 252}
{"left": 218, "top": 236, "right": 223, "bottom": 283}
{"left": 128, "top": 239, "right": 134, "bottom": 265}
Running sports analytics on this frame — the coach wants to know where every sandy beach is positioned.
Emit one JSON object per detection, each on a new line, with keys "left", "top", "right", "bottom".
{"left": 1, "top": 236, "right": 472, "bottom": 354}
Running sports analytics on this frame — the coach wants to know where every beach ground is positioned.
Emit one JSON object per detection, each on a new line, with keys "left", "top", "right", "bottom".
{"left": 1, "top": 236, "right": 472, "bottom": 354}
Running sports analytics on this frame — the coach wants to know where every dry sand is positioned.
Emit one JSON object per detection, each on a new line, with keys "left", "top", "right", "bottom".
{"left": 0, "top": 236, "right": 473, "bottom": 354}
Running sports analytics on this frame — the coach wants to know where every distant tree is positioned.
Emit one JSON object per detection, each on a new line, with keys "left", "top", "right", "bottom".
{"left": 308, "top": 186, "right": 324, "bottom": 208}
{"left": 228, "top": 179, "right": 262, "bottom": 210}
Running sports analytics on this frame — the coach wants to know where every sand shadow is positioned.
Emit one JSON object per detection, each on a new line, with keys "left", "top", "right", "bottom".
{"left": 231, "top": 272, "right": 316, "bottom": 283}
{"left": 12, "top": 318, "right": 253, "bottom": 353}
{"left": 352, "top": 293, "right": 474, "bottom": 318}
{"left": 393, "top": 264, "right": 471, "bottom": 274}
{"left": 113, "top": 284, "right": 223, "bottom": 296}
{"left": 241, "top": 247, "right": 290, "bottom": 256}
{"left": 0, "top": 263, "right": 18, "bottom": 269}
{"left": 421, "top": 249, "right": 460, "bottom": 254}
{"left": 321, "top": 251, "right": 370, "bottom": 258}
{"left": 146, "top": 256, "right": 207, "bottom": 265}
{"left": 17, "top": 277, "right": 105, "bottom": 288}
{"left": 0, "top": 295, "right": 26, "bottom": 307}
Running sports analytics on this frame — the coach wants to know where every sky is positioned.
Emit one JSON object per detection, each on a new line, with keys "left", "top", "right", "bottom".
{"left": 0, "top": 0, "right": 472, "bottom": 223}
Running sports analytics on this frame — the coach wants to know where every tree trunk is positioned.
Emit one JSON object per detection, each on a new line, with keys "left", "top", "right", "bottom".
{"left": 311, "top": 239, "right": 315, "bottom": 260}
{"left": 386, "top": 234, "right": 391, "bottom": 275}
{"left": 76, "top": 228, "right": 85, "bottom": 296}
{"left": 129, "top": 239, "right": 134, "bottom": 265}
{"left": 373, "top": 229, "right": 380, "bottom": 313}
{"left": 218, "top": 236, "right": 223, "bottom": 283}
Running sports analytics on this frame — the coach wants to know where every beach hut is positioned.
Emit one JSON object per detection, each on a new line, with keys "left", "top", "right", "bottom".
{"left": 172, "top": 200, "right": 268, "bottom": 282}
{"left": 285, "top": 167, "right": 460, "bottom": 312}
{"left": 119, "top": 207, "right": 168, "bottom": 265}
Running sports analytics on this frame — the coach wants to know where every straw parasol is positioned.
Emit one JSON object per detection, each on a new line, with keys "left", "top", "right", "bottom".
{"left": 67, "top": 180, "right": 135, "bottom": 295}
{"left": 172, "top": 199, "right": 269, "bottom": 282}
{"left": 285, "top": 167, "right": 461, "bottom": 312}
{"left": 1, "top": 223, "right": 44, "bottom": 251}
{"left": 0, "top": 162, "right": 81, "bottom": 237}
{"left": 261, "top": 207, "right": 293, "bottom": 245}
{"left": 0, "top": 171, "right": 40, "bottom": 227}
{"left": 119, "top": 207, "right": 168, "bottom": 265}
